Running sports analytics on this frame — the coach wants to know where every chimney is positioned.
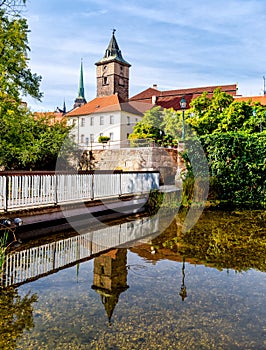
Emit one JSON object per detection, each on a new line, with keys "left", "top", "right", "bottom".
{"left": 152, "top": 84, "right": 158, "bottom": 89}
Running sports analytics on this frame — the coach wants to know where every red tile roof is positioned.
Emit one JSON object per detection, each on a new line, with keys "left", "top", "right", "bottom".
{"left": 66, "top": 94, "right": 155, "bottom": 117}
{"left": 66, "top": 94, "right": 120, "bottom": 117}
{"left": 234, "top": 95, "right": 266, "bottom": 105}
{"left": 34, "top": 111, "right": 66, "bottom": 125}
{"left": 154, "top": 95, "right": 194, "bottom": 110}
{"left": 130, "top": 84, "right": 237, "bottom": 110}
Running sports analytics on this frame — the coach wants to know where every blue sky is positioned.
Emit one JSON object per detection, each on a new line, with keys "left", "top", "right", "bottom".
{"left": 24, "top": 0, "right": 266, "bottom": 111}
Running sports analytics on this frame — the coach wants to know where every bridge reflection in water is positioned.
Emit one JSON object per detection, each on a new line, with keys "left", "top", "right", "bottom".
{"left": 1, "top": 216, "right": 160, "bottom": 288}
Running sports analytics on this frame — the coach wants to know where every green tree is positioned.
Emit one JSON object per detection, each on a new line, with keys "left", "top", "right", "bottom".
{"left": 129, "top": 106, "right": 164, "bottom": 145}
{"left": 200, "top": 132, "right": 266, "bottom": 206}
{"left": 187, "top": 88, "right": 265, "bottom": 135}
{"left": 129, "top": 106, "right": 187, "bottom": 146}
{"left": 217, "top": 100, "right": 265, "bottom": 133}
{"left": 0, "top": 105, "right": 74, "bottom": 170}
{"left": 0, "top": 8, "right": 42, "bottom": 101}
{"left": 0, "top": 3, "right": 75, "bottom": 170}
{"left": 179, "top": 88, "right": 266, "bottom": 206}
{"left": 0, "top": 0, "right": 26, "bottom": 15}
{"left": 161, "top": 108, "right": 182, "bottom": 139}
{"left": 187, "top": 88, "right": 234, "bottom": 135}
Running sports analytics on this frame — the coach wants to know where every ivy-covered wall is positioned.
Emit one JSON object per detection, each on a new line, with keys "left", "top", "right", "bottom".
{"left": 200, "top": 132, "right": 266, "bottom": 207}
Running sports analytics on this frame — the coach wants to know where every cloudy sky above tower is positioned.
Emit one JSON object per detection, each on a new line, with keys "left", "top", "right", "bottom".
{"left": 24, "top": 0, "right": 266, "bottom": 111}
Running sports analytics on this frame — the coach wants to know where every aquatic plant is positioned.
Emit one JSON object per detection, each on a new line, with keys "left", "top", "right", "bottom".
{"left": 0, "top": 231, "right": 9, "bottom": 272}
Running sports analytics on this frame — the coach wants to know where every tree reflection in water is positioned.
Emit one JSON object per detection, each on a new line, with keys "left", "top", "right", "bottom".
{"left": 0, "top": 287, "right": 37, "bottom": 350}
{"left": 0, "top": 209, "right": 264, "bottom": 349}
{"left": 133, "top": 209, "right": 266, "bottom": 273}
{"left": 179, "top": 256, "right": 187, "bottom": 301}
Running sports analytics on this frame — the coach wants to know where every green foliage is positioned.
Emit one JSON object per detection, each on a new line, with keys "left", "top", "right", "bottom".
{"left": 0, "top": 1, "right": 26, "bottom": 15}
{"left": 129, "top": 106, "right": 186, "bottom": 145}
{"left": 98, "top": 135, "right": 110, "bottom": 143}
{"left": 0, "top": 5, "right": 66, "bottom": 170}
{"left": 0, "top": 9, "right": 42, "bottom": 101}
{"left": 184, "top": 88, "right": 266, "bottom": 207}
{"left": 0, "top": 231, "right": 8, "bottom": 271}
{"left": 152, "top": 209, "right": 266, "bottom": 272}
{"left": 0, "top": 106, "right": 74, "bottom": 170}
{"left": 129, "top": 106, "right": 163, "bottom": 144}
{"left": 145, "top": 189, "right": 165, "bottom": 215}
{"left": 200, "top": 132, "right": 266, "bottom": 207}
{"left": 187, "top": 88, "right": 265, "bottom": 135}
{"left": 0, "top": 288, "right": 37, "bottom": 350}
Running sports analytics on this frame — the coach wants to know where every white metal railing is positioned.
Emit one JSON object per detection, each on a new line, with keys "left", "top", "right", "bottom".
{"left": 1, "top": 216, "right": 159, "bottom": 287}
{"left": 0, "top": 171, "right": 160, "bottom": 212}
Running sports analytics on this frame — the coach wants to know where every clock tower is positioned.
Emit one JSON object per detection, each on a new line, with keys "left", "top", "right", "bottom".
{"left": 95, "top": 30, "right": 131, "bottom": 102}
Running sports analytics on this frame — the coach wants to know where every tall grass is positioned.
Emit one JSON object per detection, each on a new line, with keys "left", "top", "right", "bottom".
{"left": 0, "top": 231, "right": 9, "bottom": 272}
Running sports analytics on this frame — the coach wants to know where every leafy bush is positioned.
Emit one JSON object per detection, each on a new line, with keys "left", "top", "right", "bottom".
{"left": 200, "top": 132, "right": 266, "bottom": 207}
{"left": 98, "top": 136, "right": 110, "bottom": 143}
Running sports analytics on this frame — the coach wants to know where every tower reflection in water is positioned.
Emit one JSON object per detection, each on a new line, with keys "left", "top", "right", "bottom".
{"left": 91, "top": 248, "right": 128, "bottom": 323}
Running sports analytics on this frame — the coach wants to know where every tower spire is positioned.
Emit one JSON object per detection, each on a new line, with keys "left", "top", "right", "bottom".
{"left": 96, "top": 30, "right": 131, "bottom": 66}
{"left": 78, "top": 58, "right": 85, "bottom": 98}
{"left": 74, "top": 59, "right": 87, "bottom": 108}
{"left": 95, "top": 31, "right": 131, "bottom": 101}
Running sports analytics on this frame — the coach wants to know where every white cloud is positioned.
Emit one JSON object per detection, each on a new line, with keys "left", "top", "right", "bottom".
{"left": 24, "top": 0, "right": 266, "bottom": 110}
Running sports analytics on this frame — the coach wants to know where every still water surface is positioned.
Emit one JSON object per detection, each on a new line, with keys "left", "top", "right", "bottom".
{"left": 1, "top": 210, "right": 265, "bottom": 349}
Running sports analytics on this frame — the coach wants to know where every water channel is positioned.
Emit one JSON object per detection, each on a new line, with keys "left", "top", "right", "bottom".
{"left": 0, "top": 209, "right": 265, "bottom": 349}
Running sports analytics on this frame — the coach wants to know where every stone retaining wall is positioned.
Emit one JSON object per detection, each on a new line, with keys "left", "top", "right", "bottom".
{"left": 79, "top": 147, "right": 185, "bottom": 185}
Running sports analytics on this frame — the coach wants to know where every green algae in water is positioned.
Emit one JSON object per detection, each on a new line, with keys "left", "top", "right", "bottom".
{"left": 0, "top": 210, "right": 265, "bottom": 350}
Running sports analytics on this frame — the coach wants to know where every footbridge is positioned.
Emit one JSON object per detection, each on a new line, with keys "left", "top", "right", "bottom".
{"left": 0, "top": 170, "right": 160, "bottom": 213}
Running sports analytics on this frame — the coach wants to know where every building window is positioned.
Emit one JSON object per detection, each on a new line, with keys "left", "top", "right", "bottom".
{"left": 100, "top": 116, "right": 104, "bottom": 125}
{"left": 90, "top": 134, "right": 94, "bottom": 142}
{"left": 109, "top": 132, "right": 114, "bottom": 141}
{"left": 90, "top": 117, "right": 94, "bottom": 126}
{"left": 110, "top": 115, "right": 114, "bottom": 124}
{"left": 81, "top": 134, "right": 85, "bottom": 143}
{"left": 127, "top": 116, "right": 130, "bottom": 125}
{"left": 85, "top": 137, "right": 89, "bottom": 146}
{"left": 103, "top": 77, "right": 108, "bottom": 85}
{"left": 81, "top": 118, "right": 85, "bottom": 127}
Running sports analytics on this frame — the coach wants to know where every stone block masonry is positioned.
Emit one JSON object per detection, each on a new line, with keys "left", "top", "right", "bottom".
{"left": 79, "top": 148, "right": 185, "bottom": 185}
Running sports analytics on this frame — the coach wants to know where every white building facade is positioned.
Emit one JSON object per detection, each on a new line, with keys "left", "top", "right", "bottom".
{"left": 66, "top": 31, "right": 154, "bottom": 149}
{"left": 67, "top": 95, "right": 153, "bottom": 149}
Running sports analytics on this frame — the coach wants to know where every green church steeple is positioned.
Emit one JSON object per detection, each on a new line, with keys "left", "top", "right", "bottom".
{"left": 78, "top": 59, "right": 85, "bottom": 98}
{"left": 74, "top": 59, "right": 87, "bottom": 108}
